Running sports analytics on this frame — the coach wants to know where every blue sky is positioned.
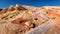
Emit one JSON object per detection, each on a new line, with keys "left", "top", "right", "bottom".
{"left": 0, "top": 0, "right": 60, "bottom": 8}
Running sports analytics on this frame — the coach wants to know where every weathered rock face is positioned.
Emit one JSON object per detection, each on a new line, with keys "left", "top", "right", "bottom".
{"left": 0, "top": 4, "right": 60, "bottom": 34}
{"left": 0, "top": 4, "right": 46, "bottom": 34}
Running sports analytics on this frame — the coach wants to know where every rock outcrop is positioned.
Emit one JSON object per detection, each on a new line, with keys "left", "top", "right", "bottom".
{"left": 0, "top": 4, "right": 60, "bottom": 34}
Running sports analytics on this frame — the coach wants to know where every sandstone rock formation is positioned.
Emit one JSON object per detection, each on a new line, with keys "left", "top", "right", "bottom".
{"left": 0, "top": 4, "right": 60, "bottom": 34}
